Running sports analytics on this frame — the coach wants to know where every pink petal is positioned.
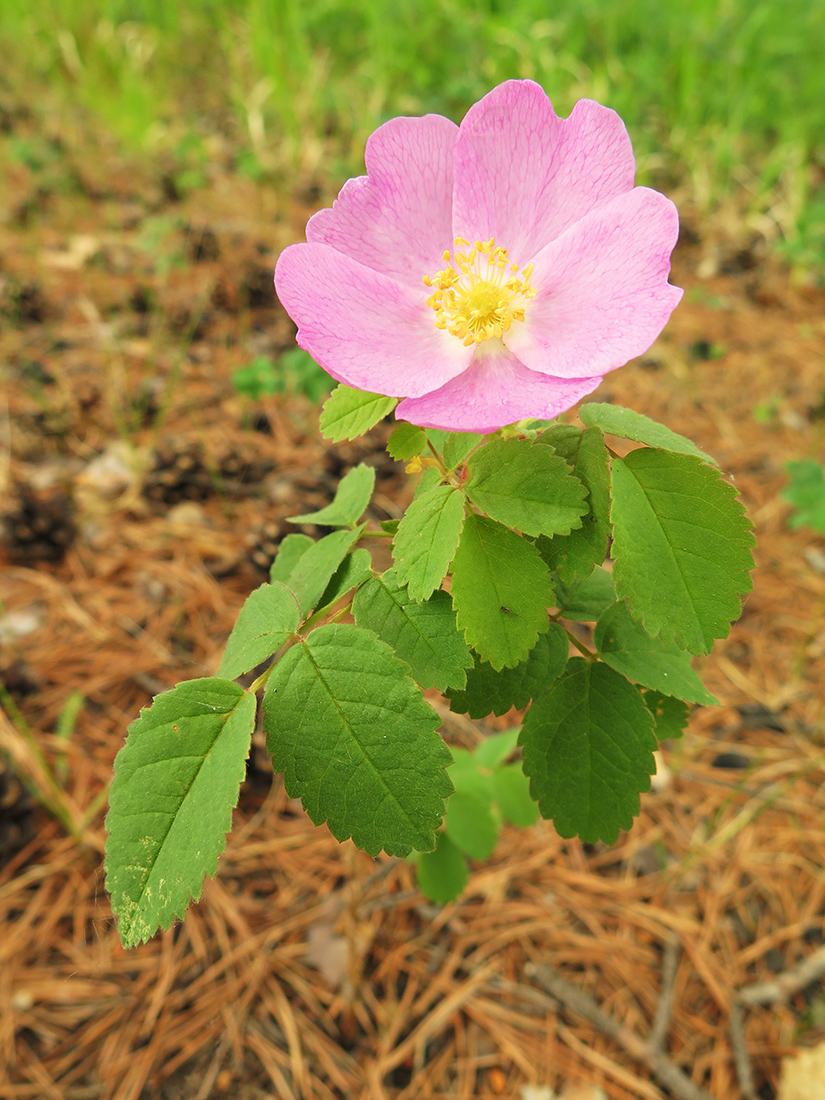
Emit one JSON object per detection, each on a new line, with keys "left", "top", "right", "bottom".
{"left": 503, "top": 187, "right": 682, "bottom": 379}
{"left": 395, "top": 340, "right": 601, "bottom": 433}
{"left": 452, "top": 80, "right": 635, "bottom": 262}
{"left": 274, "top": 242, "right": 473, "bottom": 397}
{"left": 306, "top": 114, "right": 458, "bottom": 289}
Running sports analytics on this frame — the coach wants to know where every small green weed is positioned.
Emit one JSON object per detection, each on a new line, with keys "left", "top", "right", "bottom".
{"left": 782, "top": 460, "right": 825, "bottom": 532}
{"left": 232, "top": 350, "right": 332, "bottom": 403}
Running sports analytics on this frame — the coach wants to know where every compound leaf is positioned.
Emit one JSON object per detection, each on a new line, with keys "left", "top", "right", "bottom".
{"left": 580, "top": 402, "right": 717, "bottom": 464}
{"left": 392, "top": 482, "right": 465, "bottom": 602}
{"left": 287, "top": 526, "right": 365, "bottom": 616}
{"left": 594, "top": 602, "right": 718, "bottom": 705}
{"left": 465, "top": 437, "right": 588, "bottom": 538}
{"left": 288, "top": 463, "right": 375, "bottom": 526}
{"left": 353, "top": 569, "right": 472, "bottom": 691}
{"left": 447, "top": 624, "right": 568, "bottom": 718}
{"left": 519, "top": 659, "right": 657, "bottom": 844}
{"left": 218, "top": 582, "right": 300, "bottom": 680}
{"left": 263, "top": 624, "right": 452, "bottom": 857}
{"left": 610, "top": 450, "right": 755, "bottom": 654}
{"left": 451, "top": 512, "right": 554, "bottom": 670}
{"left": 416, "top": 832, "right": 467, "bottom": 904}
{"left": 105, "top": 679, "right": 255, "bottom": 948}
{"left": 319, "top": 385, "right": 397, "bottom": 443}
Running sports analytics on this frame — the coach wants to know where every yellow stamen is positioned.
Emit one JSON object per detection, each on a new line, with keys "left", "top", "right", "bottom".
{"left": 423, "top": 237, "right": 536, "bottom": 345}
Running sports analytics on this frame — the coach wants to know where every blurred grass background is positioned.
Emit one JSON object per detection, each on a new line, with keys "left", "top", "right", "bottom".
{"left": 2, "top": 0, "right": 825, "bottom": 272}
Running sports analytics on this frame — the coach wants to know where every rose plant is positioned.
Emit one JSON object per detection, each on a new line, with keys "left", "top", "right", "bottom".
{"left": 104, "top": 81, "right": 754, "bottom": 947}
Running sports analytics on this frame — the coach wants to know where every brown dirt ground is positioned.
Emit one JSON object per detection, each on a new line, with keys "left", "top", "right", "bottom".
{"left": 1, "top": 135, "right": 825, "bottom": 1100}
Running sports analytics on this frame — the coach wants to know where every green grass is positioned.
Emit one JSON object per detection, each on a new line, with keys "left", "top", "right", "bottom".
{"left": 3, "top": 0, "right": 825, "bottom": 267}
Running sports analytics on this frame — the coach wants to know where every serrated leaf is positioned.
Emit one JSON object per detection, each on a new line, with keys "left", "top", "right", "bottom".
{"left": 105, "top": 679, "right": 255, "bottom": 948}
{"left": 610, "top": 450, "right": 755, "bottom": 654}
{"left": 387, "top": 422, "right": 427, "bottom": 461}
{"left": 218, "top": 582, "right": 300, "bottom": 680}
{"left": 492, "top": 764, "right": 538, "bottom": 827}
{"left": 474, "top": 729, "right": 520, "bottom": 770}
{"left": 444, "top": 789, "right": 499, "bottom": 859}
{"left": 380, "top": 519, "right": 400, "bottom": 534}
{"left": 288, "top": 463, "right": 375, "bottom": 526}
{"left": 447, "top": 625, "right": 568, "bottom": 718}
{"left": 416, "top": 832, "right": 468, "bottom": 904}
{"left": 464, "top": 437, "right": 588, "bottom": 538}
{"left": 287, "top": 526, "right": 365, "bottom": 616}
{"left": 643, "top": 690, "right": 689, "bottom": 740}
{"left": 270, "top": 533, "right": 314, "bottom": 584}
{"left": 263, "top": 624, "right": 452, "bottom": 856}
{"left": 594, "top": 602, "right": 719, "bottom": 705}
{"left": 352, "top": 569, "right": 472, "bottom": 691}
{"left": 392, "top": 483, "right": 465, "bottom": 602}
{"left": 519, "top": 659, "right": 658, "bottom": 844}
{"left": 451, "top": 513, "right": 554, "bottom": 670}
{"left": 554, "top": 566, "right": 616, "bottom": 622}
{"left": 783, "top": 460, "right": 825, "bottom": 532}
{"left": 535, "top": 426, "right": 611, "bottom": 583}
{"left": 580, "top": 402, "right": 717, "bottom": 464}
{"left": 443, "top": 432, "right": 484, "bottom": 470}
{"left": 319, "top": 385, "right": 397, "bottom": 443}
{"left": 317, "top": 548, "right": 373, "bottom": 611}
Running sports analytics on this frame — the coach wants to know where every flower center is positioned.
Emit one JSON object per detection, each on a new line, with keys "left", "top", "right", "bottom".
{"left": 423, "top": 237, "right": 535, "bottom": 346}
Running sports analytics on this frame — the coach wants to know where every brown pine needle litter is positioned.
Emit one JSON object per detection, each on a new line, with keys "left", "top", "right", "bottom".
{"left": 2, "top": 168, "right": 825, "bottom": 1100}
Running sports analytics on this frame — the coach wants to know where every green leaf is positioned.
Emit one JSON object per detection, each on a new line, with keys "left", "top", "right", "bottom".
{"left": 464, "top": 437, "right": 588, "bottom": 537}
{"left": 286, "top": 526, "right": 365, "bottom": 616}
{"left": 218, "top": 582, "right": 300, "bottom": 679}
{"left": 263, "top": 624, "right": 452, "bottom": 857}
{"left": 610, "top": 450, "right": 755, "bottom": 654}
{"left": 443, "top": 432, "right": 484, "bottom": 470}
{"left": 449, "top": 747, "right": 493, "bottom": 800}
{"left": 317, "top": 548, "right": 373, "bottom": 611}
{"left": 643, "top": 690, "right": 690, "bottom": 740}
{"left": 288, "top": 463, "right": 375, "bottom": 526}
{"left": 319, "top": 385, "right": 397, "bottom": 443}
{"left": 352, "top": 569, "right": 472, "bottom": 691}
{"left": 269, "top": 533, "right": 314, "bottom": 584}
{"left": 492, "top": 764, "right": 538, "bottom": 827}
{"left": 473, "top": 729, "right": 520, "bottom": 770}
{"left": 451, "top": 513, "right": 554, "bottom": 670}
{"left": 519, "top": 659, "right": 658, "bottom": 844}
{"left": 594, "top": 602, "right": 719, "bottom": 705}
{"left": 416, "top": 832, "right": 468, "bottom": 905}
{"left": 444, "top": 789, "right": 499, "bottom": 859}
{"left": 554, "top": 566, "right": 616, "bottom": 622}
{"left": 447, "top": 625, "right": 568, "bottom": 718}
{"left": 579, "top": 402, "right": 717, "bottom": 465}
{"left": 105, "top": 679, "right": 255, "bottom": 948}
{"left": 392, "top": 483, "right": 465, "bottom": 602}
{"left": 387, "top": 422, "right": 427, "bottom": 461}
{"left": 380, "top": 519, "right": 400, "bottom": 535}
{"left": 783, "top": 460, "right": 825, "bottom": 532}
{"left": 535, "top": 426, "right": 611, "bottom": 583}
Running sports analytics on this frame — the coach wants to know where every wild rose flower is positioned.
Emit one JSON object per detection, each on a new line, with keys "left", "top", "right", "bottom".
{"left": 275, "top": 80, "right": 682, "bottom": 433}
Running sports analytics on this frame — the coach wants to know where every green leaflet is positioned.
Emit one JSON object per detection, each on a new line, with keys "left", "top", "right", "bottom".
{"left": 105, "top": 679, "right": 255, "bottom": 948}
{"left": 492, "top": 764, "right": 538, "bottom": 827}
{"left": 319, "top": 385, "right": 397, "bottom": 442}
{"left": 643, "top": 690, "right": 690, "bottom": 740}
{"left": 218, "top": 581, "right": 300, "bottom": 680}
{"left": 444, "top": 789, "right": 499, "bottom": 859}
{"left": 352, "top": 569, "right": 472, "bottom": 692}
{"left": 464, "top": 436, "right": 588, "bottom": 537}
{"left": 387, "top": 422, "right": 427, "bottom": 461}
{"left": 579, "top": 402, "right": 717, "bottom": 465}
{"left": 392, "top": 482, "right": 465, "bottom": 602}
{"left": 316, "top": 548, "right": 374, "bottom": 612}
{"left": 270, "top": 533, "right": 314, "bottom": 584}
{"left": 534, "top": 426, "right": 611, "bottom": 583}
{"left": 519, "top": 659, "right": 658, "bottom": 844}
{"left": 451, "top": 512, "right": 554, "bottom": 671}
{"left": 610, "top": 450, "right": 755, "bottom": 654}
{"left": 447, "top": 624, "right": 568, "bottom": 718}
{"left": 554, "top": 565, "right": 616, "bottom": 622}
{"left": 416, "top": 832, "right": 468, "bottom": 905}
{"left": 473, "top": 729, "right": 520, "bottom": 770}
{"left": 594, "top": 602, "right": 719, "bottom": 705}
{"left": 288, "top": 463, "right": 375, "bottom": 526}
{"left": 443, "top": 431, "right": 484, "bottom": 470}
{"left": 286, "top": 525, "right": 366, "bottom": 616}
{"left": 263, "top": 624, "right": 452, "bottom": 857}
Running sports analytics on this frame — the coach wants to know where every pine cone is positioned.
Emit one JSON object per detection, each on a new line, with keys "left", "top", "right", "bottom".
{"left": 2, "top": 485, "right": 76, "bottom": 563}
{"left": 143, "top": 441, "right": 213, "bottom": 505}
{"left": 249, "top": 519, "right": 285, "bottom": 573}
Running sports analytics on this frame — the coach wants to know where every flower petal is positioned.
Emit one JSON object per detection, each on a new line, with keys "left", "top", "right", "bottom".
{"left": 306, "top": 114, "right": 458, "bottom": 288}
{"left": 275, "top": 243, "right": 473, "bottom": 398}
{"left": 452, "top": 80, "right": 636, "bottom": 261}
{"left": 503, "top": 187, "right": 682, "bottom": 379}
{"left": 395, "top": 340, "right": 601, "bottom": 433}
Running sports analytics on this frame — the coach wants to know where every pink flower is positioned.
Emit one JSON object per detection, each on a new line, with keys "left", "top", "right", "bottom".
{"left": 275, "top": 80, "right": 682, "bottom": 434}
